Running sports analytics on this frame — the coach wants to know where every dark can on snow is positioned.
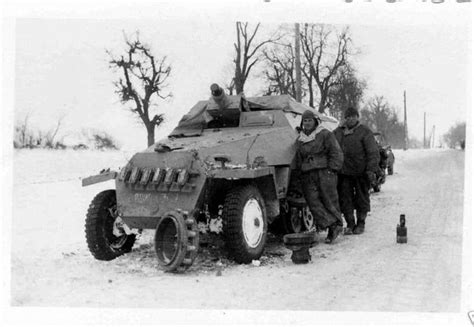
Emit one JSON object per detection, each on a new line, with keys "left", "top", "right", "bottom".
{"left": 397, "top": 214, "right": 407, "bottom": 243}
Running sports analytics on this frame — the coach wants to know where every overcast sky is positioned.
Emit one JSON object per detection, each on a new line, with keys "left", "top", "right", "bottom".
{"left": 6, "top": 0, "right": 472, "bottom": 150}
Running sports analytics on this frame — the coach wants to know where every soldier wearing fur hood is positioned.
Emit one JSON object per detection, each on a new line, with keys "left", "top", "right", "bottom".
{"left": 295, "top": 110, "right": 344, "bottom": 244}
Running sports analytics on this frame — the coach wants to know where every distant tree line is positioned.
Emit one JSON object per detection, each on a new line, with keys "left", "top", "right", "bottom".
{"left": 359, "top": 96, "right": 405, "bottom": 148}
{"left": 105, "top": 23, "right": 414, "bottom": 148}
{"left": 240, "top": 23, "right": 360, "bottom": 117}
{"left": 14, "top": 113, "right": 67, "bottom": 149}
{"left": 443, "top": 122, "right": 466, "bottom": 149}
{"left": 232, "top": 23, "right": 409, "bottom": 148}
{"left": 13, "top": 114, "right": 119, "bottom": 150}
{"left": 20, "top": 23, "right": 440, "bottom": 150}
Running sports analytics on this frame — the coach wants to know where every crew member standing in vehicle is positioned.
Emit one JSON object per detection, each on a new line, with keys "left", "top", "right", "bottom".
{"left": 334, "top": 107, "right": 380, "bottom": 235}
{"left": 296, "top": 110, "right": 344, "bottom": 244}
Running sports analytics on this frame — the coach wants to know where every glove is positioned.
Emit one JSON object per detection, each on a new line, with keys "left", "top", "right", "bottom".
{"left": 366, "top": 171, "right": 377, "bottom": 185}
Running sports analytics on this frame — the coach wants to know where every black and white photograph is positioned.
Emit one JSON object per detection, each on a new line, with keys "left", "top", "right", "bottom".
{"left": 2, "top": 0, "right": 473, "bottom": 325}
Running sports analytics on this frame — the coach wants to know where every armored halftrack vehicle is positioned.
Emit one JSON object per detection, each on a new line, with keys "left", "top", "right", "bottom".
{"left": 82, "top": 84, "right": 339, "bottom": 272}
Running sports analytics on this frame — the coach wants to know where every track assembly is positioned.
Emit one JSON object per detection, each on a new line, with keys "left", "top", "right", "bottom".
{"left": 154, "top": 210, "right": 200, "bottom": 272}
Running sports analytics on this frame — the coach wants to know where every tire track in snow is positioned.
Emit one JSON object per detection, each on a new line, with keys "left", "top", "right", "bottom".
{"left": 375, "top": 150, "right": 463, "bottom": 311}
{"left": 320, "top": 150, "right": 463, "bottom": 312}
{"left": 11, "top": 149, "right": 464, "bottom": 311}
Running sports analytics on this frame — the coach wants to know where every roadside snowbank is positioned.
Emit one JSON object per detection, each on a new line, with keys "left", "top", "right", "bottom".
{"left": 8, "top": 148, "right": 466, "bottom": 319}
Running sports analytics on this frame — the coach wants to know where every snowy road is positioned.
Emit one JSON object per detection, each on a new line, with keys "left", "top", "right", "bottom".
{"left": 10, "top": 149, "right": 465, "bottom": 312}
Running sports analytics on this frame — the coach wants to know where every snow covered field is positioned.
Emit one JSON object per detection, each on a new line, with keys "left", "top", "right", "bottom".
{"left": 6, "top": 148, "right": 469, "bottom": 323}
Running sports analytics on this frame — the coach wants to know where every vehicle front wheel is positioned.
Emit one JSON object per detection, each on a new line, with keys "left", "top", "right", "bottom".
{"left": 223, "top": 185, "right": 267, "bottom": 264}
{"left": 85, "top": 190, "right": 136, "bottom": 261}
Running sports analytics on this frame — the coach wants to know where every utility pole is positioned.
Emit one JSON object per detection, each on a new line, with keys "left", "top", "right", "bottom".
{"left": 431, "top": 125, "right": 436, "bottom": 148}
{"left": 423, "top": 112, "right": 426, "bottom": 148}
{"left": 403, "top": 91, "right": 408, "bottom": 150}
{"left": 294, "top": 23, "right": 302, "bottom": 103}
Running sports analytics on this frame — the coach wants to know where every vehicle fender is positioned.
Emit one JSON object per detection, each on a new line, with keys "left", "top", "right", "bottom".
{"left": 209, "top": 166, "right": 281, "bottom": 223}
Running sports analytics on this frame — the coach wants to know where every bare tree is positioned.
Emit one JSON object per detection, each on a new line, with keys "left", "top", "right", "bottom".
{"left": 360, "top": 96, "right": 405, "bottom": 148}
{"left": 222, "top": 63, "right": 236, "bottom": 95}
{"left": 15, "top": 112, "right": 31, "bottom": 147}
{"left": 233, "top": 22, "right": 278, "bottom": 95}
{"left": 327, "top": 64, "right": 366, "bottom": 119}
{"left": 14, "top": 112, "right": 40, "bottom": 148}
{"left": 361, "top": 96, "right": 392, "bottom": 132}
{"left": 443, "top": 122, "right": 466, "bottom": 149}
{"left": 92, "top": 131, "right": 120, "bottom": 150}
{"left": 14, "top": 113, "right": 68, "bottom": 149}
{"left": 300, "top": 24, "right": 353, "bottom": 113}
{"left": 262, "top": 42, "right": 298, "bottom": 97}
{"left": 108, "top": 32, "right": 172, "bottom": 147}
{"left": 44, "top": 115, "right": 66, "bottom": 148}
{"left": 225, "top": 79, "right": 236, "bottom": 95}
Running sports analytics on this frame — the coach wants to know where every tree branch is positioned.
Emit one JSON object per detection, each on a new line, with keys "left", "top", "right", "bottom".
{"left": 107, "top": 31, "right": 172, "bottom": 146}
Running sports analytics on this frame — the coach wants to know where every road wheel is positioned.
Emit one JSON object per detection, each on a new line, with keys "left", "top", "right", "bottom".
{"left": 279, "top": 200, "right": 315, "bottom": 233}
{"left": 154, "top": 211, "right": 199, "bottom": 272}
{"left": 302, "top": 206, "right": 314, "bottom": 231}
{"left": 85, "top": 190, "right": 136, "bottom": 261}
{"left": 283, "top": 206, "right": 314, "bottom": 233}
{"left": 281, "top": 205, "right": 302, "bottom": 233}
{"left": 223, "top": 185, "right": 267, "bottom": 264}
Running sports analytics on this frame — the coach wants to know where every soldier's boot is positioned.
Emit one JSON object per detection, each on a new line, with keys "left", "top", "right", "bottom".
{"left": 353, "top": 212, "right": 367, "bottom": 235}
{"left": 325, "top": 223, "right": 343, "bottom": 244}
{"left": 343, "top": 212, "right": 356, "bottom": 235}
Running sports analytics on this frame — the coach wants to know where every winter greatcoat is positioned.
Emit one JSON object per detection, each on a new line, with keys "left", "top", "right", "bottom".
{"left": 333, "top": 122, "right": 380, "bottom": 216}
{"left": 295, "top": 125, "right": 344, "bottom": 229}
{"left": 333, "top": 122, "right": 380, "bottom": 176}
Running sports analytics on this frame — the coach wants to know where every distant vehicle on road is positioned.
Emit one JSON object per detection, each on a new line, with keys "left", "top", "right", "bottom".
{"left": 374, "top": 132, "right": 395, "bottom": 175}
{"left": 372, "top": 132, "right": 396, "bottom": 192}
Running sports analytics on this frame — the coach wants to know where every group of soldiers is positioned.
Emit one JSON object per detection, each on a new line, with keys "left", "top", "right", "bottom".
{"left": 295, "top": 107, "right": 380, "bottom": 244}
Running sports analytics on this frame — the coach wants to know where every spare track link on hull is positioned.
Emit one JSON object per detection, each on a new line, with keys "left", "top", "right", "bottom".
{"left": 154, "top": 210, "right": 200, "bottom": 272}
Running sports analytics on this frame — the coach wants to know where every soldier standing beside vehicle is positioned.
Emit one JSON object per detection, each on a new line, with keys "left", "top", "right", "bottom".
{"left": 296, "top": 110, "right": 344, "bottom": 244}
{"left": 334, "top": 107, "right": 380, "bottom": 235}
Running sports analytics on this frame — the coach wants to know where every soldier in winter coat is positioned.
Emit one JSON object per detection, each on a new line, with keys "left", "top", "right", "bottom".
{"left": 296, "top": 110, "right": 344, "bottom": 244}
{"left": 333, "top": 107, "right": 380, "bottom": 235}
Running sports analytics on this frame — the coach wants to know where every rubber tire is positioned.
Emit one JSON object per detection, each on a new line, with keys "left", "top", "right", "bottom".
{"left": 223, "top": 185, "right": 267, "bottom": 264}
{"left": 387, "top": 165, "right": 393, "bottom": 175}
{"left": 373, "top": 184, "right": 381, "bottom": 193}
{"left": 85, "top": 190, "right": 136, "bottom": 261}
